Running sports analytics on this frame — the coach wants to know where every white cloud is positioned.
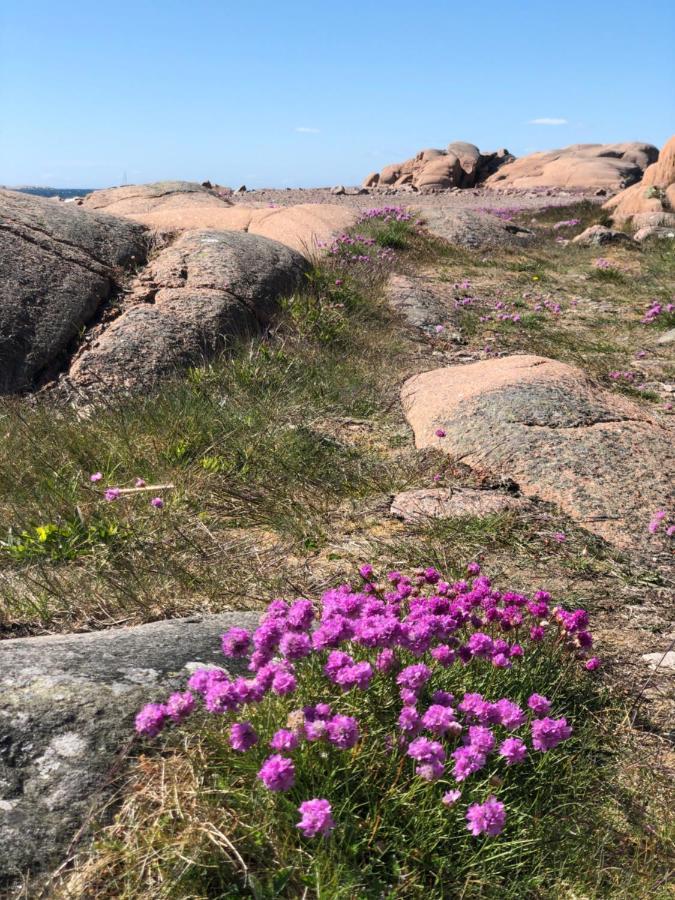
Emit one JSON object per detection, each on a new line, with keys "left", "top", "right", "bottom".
{"left": 295, "top": 126, "right": 320, "bottom": 134}
{"left": 528, "top": 118, "right": 568, "bottom": 126}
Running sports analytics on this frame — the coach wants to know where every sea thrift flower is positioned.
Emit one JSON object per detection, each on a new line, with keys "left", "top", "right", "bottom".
{"left": 585, "top": 657, "right": 601, "bottom": 671}
{"left": 258, "top": 755, "right": 295, "bottom": 791}
{"left": 104, "top": 487, "right": 121, "bottom": 501}
{"left": 165, "top": 691, "right": 195, "bottom": 723}
{"left": 466, "top": 796, "right": 506, "bottom": 837}
{"left": 135, "top": 702, "right": 167, "bottom": 737}
{"left": 452, "top": 745, "right": 487, "bottom": 781}
{"left": 397, "top": 663, "right": 432, "bottom": 693}
{"left": 375, "top": 649, "right": 396, "bottom": 672}
{"left": 90, "top": 472, "right": 103, "bottom": 482}
{"left": 230, "top": 721, "right": 258, "bottom": 752}
{"left": 528, "top": 694, "right": 552, "bottom": 717}
{"left": 648, "top": 510, "right": 667, "bottom": 533}
{"left": 435, "top": 428, "right": 447, "bottom": 438}
{"left": 422, "top": 704, "right": 457, "bottom": 736}
{"left": 495, "top": 699, "right": 526, "bottom": 730}
{"left": 270, "top": 729, "right": 300, "bottom": 752}
{"left": 398, "top": 706, "right": 421, "bottom": 733}
{"left": 326, "top": 715, "right": 360, "bottom": 750}
{"left": 297, "top": 799, "right": 335, "bottom": 837}
{"left": 442, "top": 789, "right": 462, "bottom": 806}
{"left": 272, "top": 671, "right": 297, "bottom": 696}
{"left": 150, "top": 497, "right": 164, "bottom": 508}
{"left": 221, "top": 627, "right": 251, "bottom": 658}
{"left": 553, "top": 531, "right": 566, "bottom": 543}
{"left": 499, "top": 737, "right": 527, "bottom": 765}
{"left": 135, "top": 477, "right": 146, "bottom": 487}
{"left": 279, "top": 631, "right": 312, "bottom": 660}
{"left": 466, "top": 726, "right": 495, "bottom": 754}
{"left": 531, "top": 717, "right": 572, "bottom": 752}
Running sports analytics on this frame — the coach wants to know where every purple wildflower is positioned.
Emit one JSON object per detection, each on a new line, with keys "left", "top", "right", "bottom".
{"left": 297, "top": 799, "right": 335, "bottom": 838}
{"left": 165, "top": 691, "right": 195, "bottom": 723}
{"left": 498, "top": 737, "right": 527, "bottom": 765}
{"left": 527, "top": 694, "right": 551, "bottom": 717}
{"left": 466, "top": 796, "right": 506, "bottom": 837}
{"left": 531, "top": 717, "right": 572, "bottom": 752}
{"left": 134, "top": 702, "right": 167, "bottom": 737}
{"left": 229, "top": 721, "right": 258, "bottom": 752}
{"left": 326, "top": 715, "right": 360, "bottom": 750}
{"left": 270, "top": 729, "right": 300, "bottom": 752}
{"left": 257, "top": 755, "right": 295, "bottom": 791}
{"left": 221, "top": 627, "right": 251, "bottom": 658}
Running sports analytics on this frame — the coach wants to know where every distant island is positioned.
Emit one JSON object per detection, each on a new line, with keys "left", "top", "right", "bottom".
{"left": 5, "top": 186, "right": 93, "bottom": 199}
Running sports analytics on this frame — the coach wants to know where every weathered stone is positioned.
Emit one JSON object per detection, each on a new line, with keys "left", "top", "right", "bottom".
{"left": 633, "top": 225, "right": 675, "bottom": 243}
{"left": 365, "top": 142, "right": 514, "bottom": 191}
{"left": 0, "top": 189, "right": 148, "bottom": 394}
{"left": 571, "top": 224, "right": 631, "bottom": 246}
{"left": 104, "top": 199, "right": 357, "bottom": 255}
{"left": 331, "top": 184, "right": 346, "bottom": 195}
{"left": 401, "top": 355, "right": 673, "bottom": 552}
{"left": 487, "top": 142, "right": 658, "bottom": 191}
{"left": 419, "top": 207, "right": 533, "bottom": 249}
{"left": 642, "top": 650, "right": 675, "bottom": 673}
{"left": 657, "top": 328, "right": 675, "bottom": 345}
{"left": 605, "top": 135, "right": 675, "bottom": 224}
{"left": 385, "top": 274, "right": 451, "bottom": 331}
{"left": 0, "top": 612, "right": 259, "bottom": 887}
{"left": 81, "top": 180, "right": 233, "bottom": 216}
{"left": 391, "top": 487, "right": 528, "bottom": 523}
{"left": 68, "top": 230, "right": 307, "bottom": 390}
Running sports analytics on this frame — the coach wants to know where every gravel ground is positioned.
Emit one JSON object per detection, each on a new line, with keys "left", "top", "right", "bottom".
{"left": 228, "top": 185, "right": 605, "bottom": 213}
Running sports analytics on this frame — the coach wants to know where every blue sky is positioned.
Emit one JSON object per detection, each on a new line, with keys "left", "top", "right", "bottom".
{"left": 1, "top": 0, "right": 673, "bottom": 188}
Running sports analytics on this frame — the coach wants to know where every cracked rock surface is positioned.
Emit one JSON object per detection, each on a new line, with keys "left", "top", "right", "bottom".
{"left": 402, "top": 355, "right": 674, "bottom": 552}
{"left": 418, "top": 207, "right": 533, "bottom": 249}
{"left": 0, "top": 612, "right": 259, "bottom": 887}
{"left": 0, "top": 189, "right": 148, "bottom": 393}
{"left": 67, "top": 229, "right": 308, "bottom": 390}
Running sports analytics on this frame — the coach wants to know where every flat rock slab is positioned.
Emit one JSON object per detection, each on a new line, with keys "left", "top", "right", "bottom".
{"left": 385, "top": 274, "right": 452, "bottom": 331}
{"left": 68, "top": 229, "right": 307, "bottom": 390}
{"left": 125, "top": 202, "right": 358, "bottom": 255}
{"left": 0, "top": 189, "right": 148, "bottom": 393}
{"left": 0, "top": 612, "right": 259, "bottom": 887}
{"left": 642, "top": 650, "right": 675, "bottom": 673}
{"left": 391, "top": 487, "right": 528, "bottom": 523}
{"left": 81, "top": 180, "right": 234, "bottom": 216}
{"left": 401, "top": 355, "right": 673, "bottom": 553}
{"left": 418, "top": 207, "right": 533, "bottom": 249}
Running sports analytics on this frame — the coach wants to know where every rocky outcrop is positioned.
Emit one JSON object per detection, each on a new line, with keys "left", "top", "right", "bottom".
{"left": 604, "top": 135, "right": 675, "bottom": 225}
{"left": 84, "top": 183, "right": 357, "bottom": 254}
{"left": 486, "top": 142, "right": 658, "bottom": 192}
{"left": 0, "top": 612, "right": 259, "bottom": 888}
{"left": 571, "top": 225, "right": 631, "bottom": 246}
{"left": 365, "top": 142, "right": 513, "bottom": 192}
{"left": 391, "top": 487, "right": 528, "bottom": 523}
{"left": 0, "top": 189, "right": 148, "bottom": 393}
{"left": 401, "top": 355, "right": 673, "bottom": 553}
{"left": 419, "top": 207, "right": 533, "bottom": 249}
{"left": 68, "top": 230, "right": 307, "bottom": 390}
{"left": 81, "top": 180, "right": 233, "bottom": 216}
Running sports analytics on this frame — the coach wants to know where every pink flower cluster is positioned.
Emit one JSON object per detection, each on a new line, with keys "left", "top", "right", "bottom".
{"left": 552, "top": 218, "right": 581, "bottom": 229}
{"left": 89, "top": 472, "right": 164, "bottom": 509}
{"left": 357, "top": 206, "right": 412, "bottom": 223}
{"left": 642, "top": 300, "right": 674, "bottom": 324}
{"left": 648, "top": 509, "right": 675, "bottom": 537}
{"left": 135, "top": 564, "right": 597, "bottom": 840}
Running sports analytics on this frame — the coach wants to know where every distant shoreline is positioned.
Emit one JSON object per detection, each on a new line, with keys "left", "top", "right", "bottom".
{"left": 5, "top": 186, "right": 93, "bottom": 199}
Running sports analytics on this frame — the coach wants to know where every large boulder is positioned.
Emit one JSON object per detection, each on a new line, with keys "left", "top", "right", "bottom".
{"left": 0, "top": 189, "right": 148, "bottom": 394}
{"left": 364, "top": 142, "right": 514, "bottom": 191}
{"left": 604, "top": 135, "right": 675, "bottom": 224}
{"left": 418, "top": 207, "right": 533, "bottom": 249}
{"left": 81, "top": 180, "right": 233, "bottom": 216}
{"left": 68, "top": 230, "right": 307, "bottom": 390}
{"left": 0, "top": 612, "right": 259, "bottom": 888}
{"left": 486, "top": 142, "right": 658, "bottom": 192}
{"left": 401, "top": 355, "right": 673, "bottom": 553}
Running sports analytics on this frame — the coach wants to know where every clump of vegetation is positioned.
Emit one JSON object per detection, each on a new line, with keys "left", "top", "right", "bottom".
{"left": 64, "top": 563, "right": 621, "bottom": 899}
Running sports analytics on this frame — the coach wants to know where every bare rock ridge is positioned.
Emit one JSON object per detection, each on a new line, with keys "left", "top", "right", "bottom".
{"left": 68, "top": 230, "right": 308, "bottom": 390}
{"left": 363, "top": 141, "right": 514, "bottom": 191}
{"left": 0, "top": 613, "right": 259, "bottom": 887}
{"left": 402, "top": 355, "right": 673, "bottom": 554}
{"left": 485, "top": 142, "right": 658, "bottom": 192}
{"left": 604, "top": 134, "right": 675, "bottom": 227}
{"left": 0, "top": 189, "right": 308, "bottom": 394}
{"left": 82, "top": 181, "right": 357, "bottom": 254}
{"left": 0, "top": 189, "right": 148, "bottom": 393}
